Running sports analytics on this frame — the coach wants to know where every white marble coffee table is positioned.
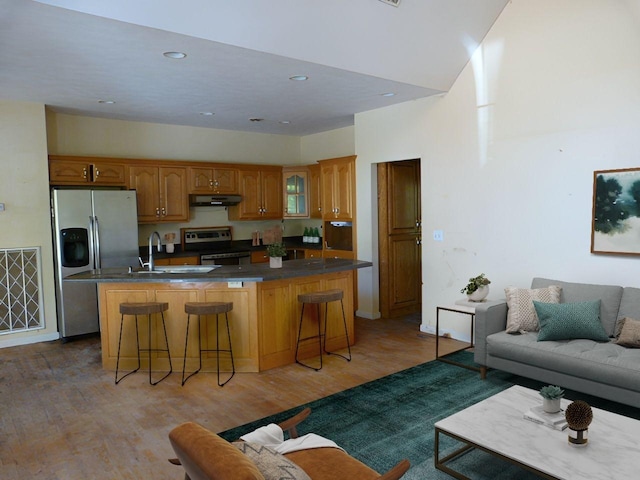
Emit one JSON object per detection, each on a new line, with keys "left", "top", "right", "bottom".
{"left": 434, "top": 385, "right": 640, "bottom": 479}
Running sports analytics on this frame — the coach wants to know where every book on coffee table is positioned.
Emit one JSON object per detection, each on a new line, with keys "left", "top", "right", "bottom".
{"left": 523, "top": 405, "right": 568, "bottom": 430}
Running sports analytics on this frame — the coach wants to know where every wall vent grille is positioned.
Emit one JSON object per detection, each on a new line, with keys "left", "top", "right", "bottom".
{"left": 0, "top": 247, "right": 44, "bottom": 335}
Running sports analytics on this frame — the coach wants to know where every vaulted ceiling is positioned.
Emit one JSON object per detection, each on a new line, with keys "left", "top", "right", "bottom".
{"left": 0, "top": 0, "right": 508, "bottom": 135}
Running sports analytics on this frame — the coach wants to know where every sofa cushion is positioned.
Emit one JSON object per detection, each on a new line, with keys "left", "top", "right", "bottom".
{"left": 615, "top": 317, "right": 640, "bottom": 348}
{"left": 504, "top": 286, "right": 561, "bottom": 333}
{"left": 534, "top": 300, "right": 609, "bottom": 342}
{"left": 531, "top": 278, "right": 623, "bottom": 337}
{"left": 618, "top": 287, "right": 640, "bottom": 324}
{"left": 486, "top": 331, "right": 640, "bottom": 390}
{"left": 233, "top": 443, "right": 311, "bottom": 480}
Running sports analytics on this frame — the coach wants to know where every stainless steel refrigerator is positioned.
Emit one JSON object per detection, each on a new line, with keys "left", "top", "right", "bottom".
{"left": 52, "top": 189, "right": 140, "bottom": 339}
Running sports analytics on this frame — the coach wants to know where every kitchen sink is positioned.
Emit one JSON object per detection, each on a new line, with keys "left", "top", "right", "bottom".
{"left": 136, "top": 265, "right": 220, "bottom": 274}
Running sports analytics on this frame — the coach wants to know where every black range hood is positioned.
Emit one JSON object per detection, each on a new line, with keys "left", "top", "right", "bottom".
{"left": 189, "top": 194, "right": 242, "bottom": 206}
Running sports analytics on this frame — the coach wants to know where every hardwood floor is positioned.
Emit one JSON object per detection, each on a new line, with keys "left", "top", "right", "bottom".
{"left": 1, "top": 316, "right": 466, "bottom": 479}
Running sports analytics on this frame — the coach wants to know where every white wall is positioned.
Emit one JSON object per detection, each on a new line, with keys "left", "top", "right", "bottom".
{"left": 0, "top": 101, "right": 59, "bottom": 347}
{"left": 300, "top": 126, "right": 355, "bottom": 163}
{"left": 47, "top": 112, "right": 301, "bottom": 163}
{"left": 355, "top": 0, "right": 640, "bottom": 336}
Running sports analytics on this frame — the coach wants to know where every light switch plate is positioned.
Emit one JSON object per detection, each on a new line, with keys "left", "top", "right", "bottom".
{"left": 0, "top": 203, "right": 5, "bottom": 212}
{"left": 227, "top": 281, "right": 243, "bottom": 288}
{"left": 433, "top": 230, "right": 444, "bottom": 242}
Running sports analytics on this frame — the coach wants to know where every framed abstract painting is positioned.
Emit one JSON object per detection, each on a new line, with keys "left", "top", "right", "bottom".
{"left": 591, "top": 167, "right": 640, "bottom": 255}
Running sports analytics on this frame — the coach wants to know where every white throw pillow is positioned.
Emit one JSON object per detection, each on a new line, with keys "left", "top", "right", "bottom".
{"left": 505, "top": 286, "right": 562, "bottom": 333}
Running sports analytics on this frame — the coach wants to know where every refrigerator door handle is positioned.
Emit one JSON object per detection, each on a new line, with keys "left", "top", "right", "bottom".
{"left": 93, "top": 215, "right": 101, "bottom": 269}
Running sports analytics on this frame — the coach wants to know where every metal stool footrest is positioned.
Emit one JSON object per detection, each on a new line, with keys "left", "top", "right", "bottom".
{"left": 115, "top": 302, "right": 172, "bottom": 386}
{"left": 182, "top": 302, "right": 235, "bottom": 387}
{"left": 295, "top": 289, "right": 352, "bottom": 371}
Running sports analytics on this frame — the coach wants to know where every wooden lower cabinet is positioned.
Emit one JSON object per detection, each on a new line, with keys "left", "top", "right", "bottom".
{"left": 97, "top": 270, "right": 354, "bottom": 373}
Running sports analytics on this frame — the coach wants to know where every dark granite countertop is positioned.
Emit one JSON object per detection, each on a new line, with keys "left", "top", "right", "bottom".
{"left": 64, "top": 258, "right": 371, "bottom": 283}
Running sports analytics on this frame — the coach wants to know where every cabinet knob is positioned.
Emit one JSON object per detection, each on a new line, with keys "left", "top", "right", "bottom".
{"left": 95, "top": 169, "right": 100, "bottom": 177}
{"left": 161, "top": 207, "right": 166, "bottom": 216}
{"left": 82, "top": 168, "right": 88, "bottom": 179}
{"left": 155, "top": 208, "right": 160, "bottom": 216}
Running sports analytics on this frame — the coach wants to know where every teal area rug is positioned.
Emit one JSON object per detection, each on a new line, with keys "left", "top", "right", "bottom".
{"left": 219, "top": 352, "right": 640, "bottom": 479}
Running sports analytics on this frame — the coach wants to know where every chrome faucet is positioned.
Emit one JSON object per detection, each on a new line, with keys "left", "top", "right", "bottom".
{"left": 147, "top": 231, "right": 163, "bottom": 271}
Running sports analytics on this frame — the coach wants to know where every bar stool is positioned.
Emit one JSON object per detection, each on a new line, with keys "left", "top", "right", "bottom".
{"left": 182, "top": 301, "right": 235, "bottom": 387}
{"left": 296, "top": 289, "right": 352, "bottom": 371}
{"left": 115, "top": 302, "right": 172, "bottom": 385}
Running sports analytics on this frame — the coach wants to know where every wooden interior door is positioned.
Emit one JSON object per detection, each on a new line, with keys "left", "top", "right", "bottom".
{"left": 378, "top": 159, "right": 422, "bottom": 318}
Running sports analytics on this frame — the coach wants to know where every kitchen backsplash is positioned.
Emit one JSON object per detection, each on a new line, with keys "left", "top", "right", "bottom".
{"left": 137, "top": 206, "right": 321, "bottom": 246}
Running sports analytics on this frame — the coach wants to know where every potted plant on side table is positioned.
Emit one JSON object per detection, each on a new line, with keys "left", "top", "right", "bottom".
{"left": 460, "top": 273, "right": 491, "bottom": 302}
{"left": 266, "top": 242, "right": 287, "bottom": 268}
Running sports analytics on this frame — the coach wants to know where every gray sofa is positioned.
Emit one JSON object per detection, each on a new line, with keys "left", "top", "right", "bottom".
{"left": 474, "top": 277, "right": 640, "bottom": 408}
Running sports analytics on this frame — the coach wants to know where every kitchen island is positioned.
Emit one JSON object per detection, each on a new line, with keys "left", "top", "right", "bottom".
{"left": 66, "top": 258, "right": 371, "bottom": 373}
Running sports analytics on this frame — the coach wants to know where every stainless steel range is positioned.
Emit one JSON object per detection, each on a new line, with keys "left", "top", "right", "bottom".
{"left": 181, "top": 227, "right": 251, "bottom": 265}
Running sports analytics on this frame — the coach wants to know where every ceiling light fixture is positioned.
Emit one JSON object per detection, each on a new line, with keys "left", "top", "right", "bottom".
{"left": 163, "top": 51, "right": 187, "bottom": 59}
{"left": 98, "top": 100, "right": 115, "bottom": 104}
{"left": 199, "top": 112, "right": 214, "bottom": 116}
{"left": 279, "top": 121, "right": 291, "bottom": 125}
{"left": 289, "top": 75, "right": 308, "bottom": 81}
{"left": 381, "top": 92, "right": 396, "bottom": 97}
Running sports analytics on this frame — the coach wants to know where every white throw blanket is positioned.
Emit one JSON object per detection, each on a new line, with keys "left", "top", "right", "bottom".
{"left": 240, "top": 423, "right": 344, "bottom": 455}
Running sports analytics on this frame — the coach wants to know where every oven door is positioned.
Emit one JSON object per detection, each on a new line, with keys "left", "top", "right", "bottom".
{"left": 201, "top": 252, "right": 250, "bottom": 265}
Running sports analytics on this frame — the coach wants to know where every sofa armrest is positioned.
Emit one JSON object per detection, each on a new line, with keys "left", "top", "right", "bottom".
{"left": 473, "top": 300, "right": 508, "bottom": 367}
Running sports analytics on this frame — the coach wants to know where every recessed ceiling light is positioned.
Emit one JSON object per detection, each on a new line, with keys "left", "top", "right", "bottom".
{"left": 199, "top": 112, "right": 214, "bottom": 116}
{"left": 163, "top": 51, "right": 187, "bottom": 59}
{"left": 279, "top": 121, "right": 291, "bottom": 125}
{"left": 289, "top": 75, "right": 308, "bottom": 81}
{"left": 98, "top": 100, "right": 115, "bottom": 104}
{"left": 381, "top": 92, "right": 396, "bottom": 97}
{"left": 249, "top": 118, "right": 264, "bottom": 122}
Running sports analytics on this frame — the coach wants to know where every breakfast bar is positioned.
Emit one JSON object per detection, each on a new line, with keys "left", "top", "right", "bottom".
{"left": 66, "top": 258, "right": 371, "bottom": 373}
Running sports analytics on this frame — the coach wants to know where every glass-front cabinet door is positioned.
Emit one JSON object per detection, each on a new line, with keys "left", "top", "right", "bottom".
{"left": 283, "top": 169, "right": 309, "bottom": 217}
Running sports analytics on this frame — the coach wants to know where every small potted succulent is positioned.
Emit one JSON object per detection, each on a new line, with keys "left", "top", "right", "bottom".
{"left": 266, "top": 242, "right": 287, "bottom": 268}
{"left": 460, "top": 273, "right": 491, "bottom": 302}
{"left": 539, "top": 385, "right": 565, "bottom": 413}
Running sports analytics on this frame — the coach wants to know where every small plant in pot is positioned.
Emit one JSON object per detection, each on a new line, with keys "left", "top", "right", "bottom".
{"left": 460, "top": 273, "right": 491, "bottom": 302}
{"left": 539, "top": 385, "right": 565, "bottom": 413}
{"left": 266, "top": 242, "right": 287, "bottom": 268}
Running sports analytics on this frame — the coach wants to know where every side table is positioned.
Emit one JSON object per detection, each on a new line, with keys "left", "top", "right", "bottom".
{"left": 435, "top": 304, "right": 486, "bottom": 378}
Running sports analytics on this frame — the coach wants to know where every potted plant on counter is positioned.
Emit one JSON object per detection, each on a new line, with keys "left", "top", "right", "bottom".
{"left": 266, "top": 242, "right": 287, "bottom": 268}
{"left": 460, "top": 273, "right": 491, "bottom": 302}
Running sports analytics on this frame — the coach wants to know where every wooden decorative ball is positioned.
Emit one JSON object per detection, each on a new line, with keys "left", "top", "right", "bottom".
{"left": 565, "top": 400, "right": 593, "bottom": 431}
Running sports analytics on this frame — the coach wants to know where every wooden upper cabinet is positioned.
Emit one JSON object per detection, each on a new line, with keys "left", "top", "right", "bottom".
{"left": 129, "top": 165, "right": 188, "bottom": 223}
{"left": 308, "top": 164, "right": 322, "bottom": 219}
{"left": 49, "top": 156, "right": 126, "bottom": 186}
{"left": 188, "top": 166, "right": 238, "bottom": 194}
{"left": 228, "top": 166, "right": 283, "bottom": 220}
{"left": 320, "top": 156, "right": 355, "bottom": 220}
{"left": 283, "top": 168, "right": 309, "bottom": 218}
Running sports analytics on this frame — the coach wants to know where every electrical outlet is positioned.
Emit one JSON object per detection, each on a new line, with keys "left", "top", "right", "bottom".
{"left": 0, "top": 203, "right": 5, "bottom": 212}
{"left": 433, "top": 230, "right": 444, "bottom": 242}
{"left": 227, "top": 281, "right": 243, "bottom": 288}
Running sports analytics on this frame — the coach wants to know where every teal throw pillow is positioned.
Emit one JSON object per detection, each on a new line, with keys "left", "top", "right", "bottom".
{"left": 533, "top": 300, "right": 609, "bottom": 342}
